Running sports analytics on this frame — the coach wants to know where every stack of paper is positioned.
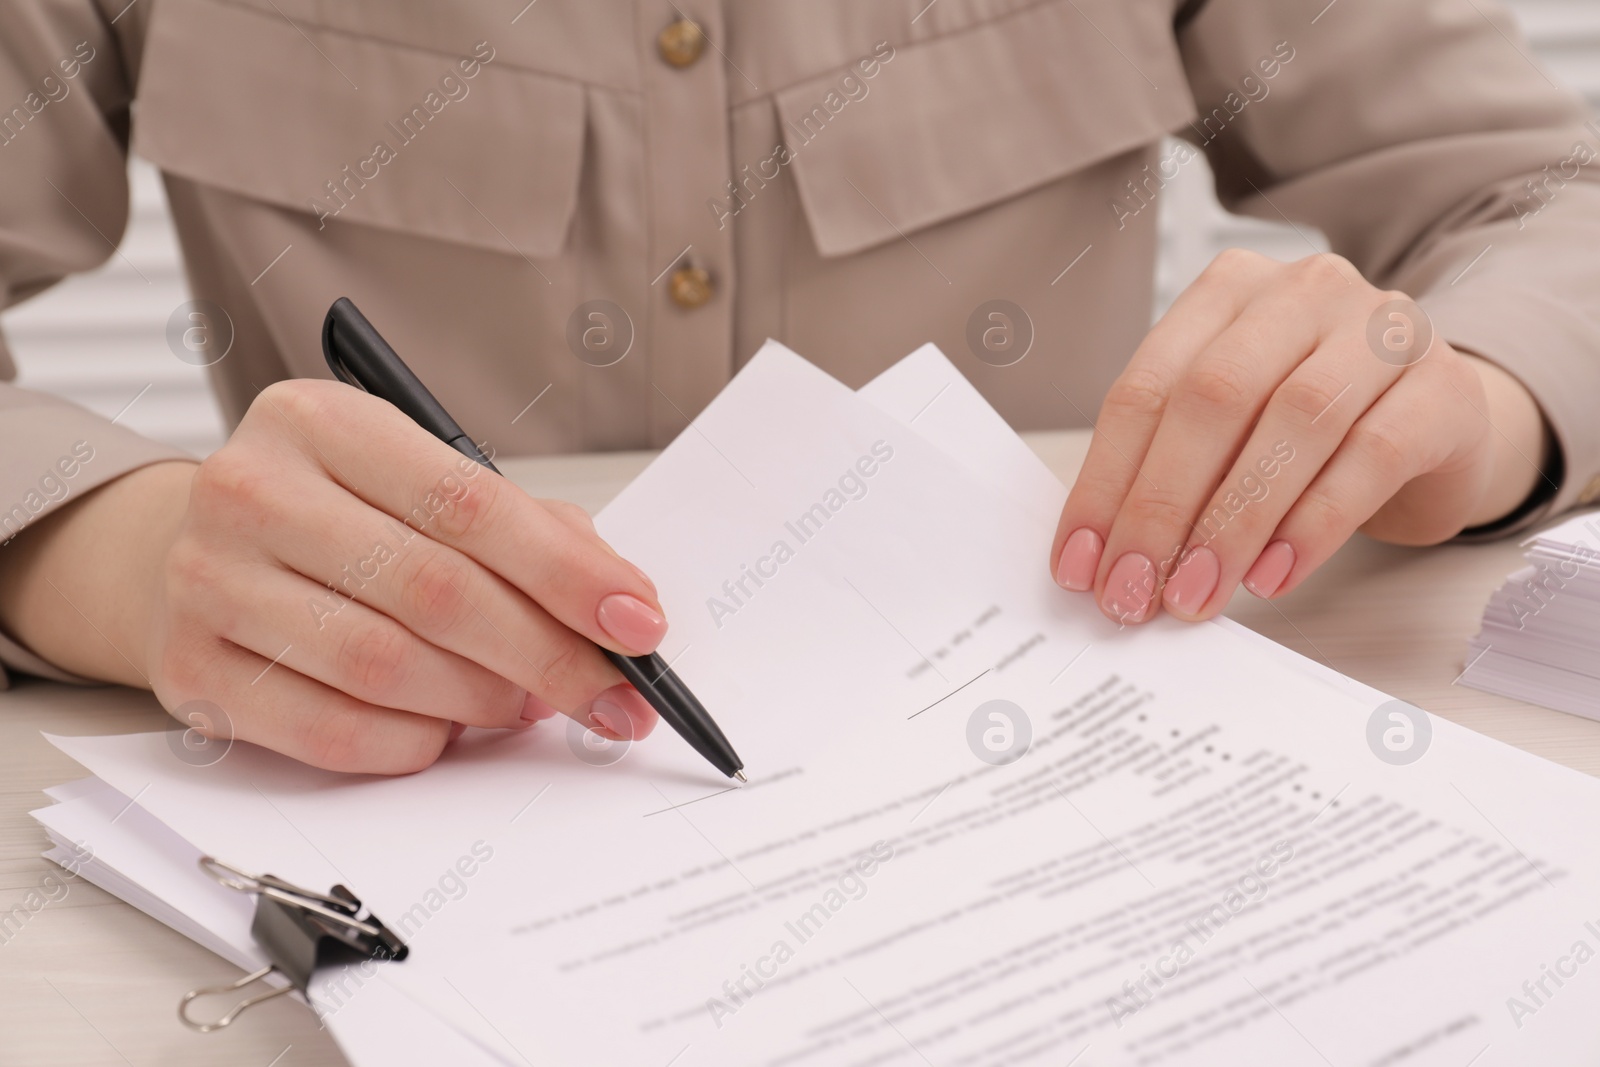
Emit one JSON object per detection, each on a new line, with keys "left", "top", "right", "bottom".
{"left": 32, "top": 342, "right": 1600, "bottom": 1065}
{"left": 1462, "top": 511, "right": 1600, "bottom": 716}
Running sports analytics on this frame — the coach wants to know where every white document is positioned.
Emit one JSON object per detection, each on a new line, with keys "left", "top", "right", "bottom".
{"left": 1462, "top": 511, "right": 1600, "bottom": 716}
{"left": 42, "top": 343, "right": 1600, "bottom": 1065}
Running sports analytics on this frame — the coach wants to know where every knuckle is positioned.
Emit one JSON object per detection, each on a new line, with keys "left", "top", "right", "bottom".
{"left": 303, "top": 700, "right": 449, "bottom": 776}
{"left": 478, "top": 674, "right": 527, "bottom": 721}
{"left": 157, "top": 632, "right": 213, "bottom": 695}
{"left": 1122, "top": 487, "right": 1198, "bottom": 543}
{"left": 1179, "top": 357, "right": 1257, "bottom": 420}
{"left": 392, "top": 724, "right": 450, "bottom": 775}
{"left": 253, "top": 378, "right": 332, "bottom": 428}
{"left": 1204, "top": 247, "right": 1268, "bottom": 282}
{"left": 302, "top": 702, "right": 373, "bottom": 773}
{"left": 427, "top": 475, "right": 496, "bottom": 543}
{"left": 396, "top": 550, "right": 476, "bottom": 633}
{"left": 165, "top": 538, "right": 222, "bottom": 599}
{"left": 1348, "top": 418, "right": 1414, "bottom": 475}
{"left": 528, "top": 639, "right": 585, "bottom": 706}
{"left": 337, "top": 622, "right": 415, "bottom": 698}
{"left": 1274, "top": 371, "right": 1349, "bottom": 425}
{"left": 1292, "top": 489, "right": 1347, "bottom": 535}
{"left": 1407, "top": 350, "right": 1457, "bottom": 388}
{"left": 1287, "top": 252, "right": 1353, "bottom": 288}
{"left": 1102, "top": 367, "right": 1173, "bottom": 422}
{"left": 1284, "top": 253, "right": 1327, "bottom": 285}
{"left": 189, "top": 448, "right": 267, "bottom": 516}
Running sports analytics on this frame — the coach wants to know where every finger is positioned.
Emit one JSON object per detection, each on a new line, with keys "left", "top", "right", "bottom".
{"left": 543, "top": 497, "right": 598, "bottom": 537}
{"left": 216, "top": 563, "right": 531, "bottom": 728}
{"left": 1093, "top": 261, "right": 1349, "bottom": 623}
{"left": 541, "top": 497, "right": 658, "bottom": 596}
{"left": 158, "top": 634, "right": 453, "bottom": 775}
{"left": 247, "top": 381, "right": 666, "bottom": 656}
{"left": 1053, "top": 249, "right": 1282, "bottom": 591}
{"left": 1242, "top": 359, "right": 1482, "bottom": 601}
{"left": 1160, "top": 320, "right": 1409, "bottom": 620}
{"left": 219, "top": 466, "right": 656, "bottom": 739}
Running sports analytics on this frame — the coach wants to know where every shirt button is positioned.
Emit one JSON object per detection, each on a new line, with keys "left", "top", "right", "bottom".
{"left": 657, "top": 17, "right": 706, "bottom": 68}
{"left": 668, "top": 266, "right": 714, "bottom": 309}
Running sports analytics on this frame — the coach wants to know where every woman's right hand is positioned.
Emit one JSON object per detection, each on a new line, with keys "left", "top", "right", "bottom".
{"left": 4, "top": 379, "right": 665, "bottom": 774}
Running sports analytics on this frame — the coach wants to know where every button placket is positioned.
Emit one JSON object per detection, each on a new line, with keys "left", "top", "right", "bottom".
{"left": 637, "top": 0, "right": 735, "bottom": 444}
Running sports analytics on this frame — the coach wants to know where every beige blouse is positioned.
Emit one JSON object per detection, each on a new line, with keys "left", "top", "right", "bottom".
{"left": 1, "top": 0, "right": 1597, "bottom": 684}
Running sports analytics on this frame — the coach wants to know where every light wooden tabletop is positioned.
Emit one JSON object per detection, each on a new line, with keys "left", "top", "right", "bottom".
{"left": 1, "top": 431, "right": 1591, "bottom": 1066}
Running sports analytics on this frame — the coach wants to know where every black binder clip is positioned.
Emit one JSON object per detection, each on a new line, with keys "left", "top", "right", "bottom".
{"left": 178, "top": 856, "right": 409, "bottom": 1032}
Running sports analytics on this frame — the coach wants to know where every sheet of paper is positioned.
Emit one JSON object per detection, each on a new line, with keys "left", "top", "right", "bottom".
{"left": 857, "top": 342, "right": 1069, "bottom": 525}
{"left": 44, "top": 343, "right": 1600, "bottom": 1065}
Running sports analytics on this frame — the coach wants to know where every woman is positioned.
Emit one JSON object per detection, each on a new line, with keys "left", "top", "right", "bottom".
{"left": 0, "top": 0, "right": 1590, "bottom": 772}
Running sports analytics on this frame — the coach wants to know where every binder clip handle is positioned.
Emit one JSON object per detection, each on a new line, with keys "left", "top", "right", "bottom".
{"left": 178, "top": 964, "right": 293, "bottom": 1033}
{"left": 200, "top": 856, "right": 357, "bottom": 915}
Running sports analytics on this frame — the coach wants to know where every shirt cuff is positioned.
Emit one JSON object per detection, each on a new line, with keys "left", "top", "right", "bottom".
{"left": 1422, "top": 290, "right": 1600, "bottom": 541}
{"left": 0, "top": 384, "right": 195, "bottom": 685}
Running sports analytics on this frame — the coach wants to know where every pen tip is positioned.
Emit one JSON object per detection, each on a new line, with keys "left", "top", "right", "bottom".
{"left": 734, "top": 771, "right": 748, "bottom": 783}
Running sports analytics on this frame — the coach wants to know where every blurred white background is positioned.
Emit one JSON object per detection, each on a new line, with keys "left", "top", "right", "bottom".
{"left": 3, "top": 0, "right": 1594, "bottom": 457}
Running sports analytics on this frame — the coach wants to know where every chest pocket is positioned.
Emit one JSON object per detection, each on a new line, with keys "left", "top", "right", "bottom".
{"left": 132, "top": 0, "right": 585, "bottom": 258}
{"left": 775, "top": 0, "right": 1198, "bottom": 256}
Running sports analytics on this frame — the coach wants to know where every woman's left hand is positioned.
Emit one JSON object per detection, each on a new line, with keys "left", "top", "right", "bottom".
{"left": 1050, "top": 248, "right": 1550, "bottom": 625}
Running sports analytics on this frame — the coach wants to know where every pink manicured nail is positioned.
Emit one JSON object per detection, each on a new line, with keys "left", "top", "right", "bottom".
{"left": 585, "top": 683, "right": 657, "bottom": 741}
{"left": 1055, "top": 528, "right": 1104, "bottom": 591}
{"left": 588, "top": 702, "right": 625, "bottom": 738}
{"left": 1243, "top": 540, "right": 1296, "bottom": 598}
{"left": 520, "top": 692, "right": 561, "bottom": 723}
{"left": 1102, "top": 552, "right": 1157, "bottom": 623}
{"left": 1163, "top": 546, "right": 1219, "bottom": 616}
{"left": 448, "top": 722, "right": 468, "bottom": 742}
{"left": 596, "top": 594, "right": 668, "bottom": 654}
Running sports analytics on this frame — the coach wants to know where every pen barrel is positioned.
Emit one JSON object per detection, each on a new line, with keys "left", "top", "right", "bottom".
{"left": 443, "top": 433, "right": 499, "bottom": 476}
{"left": 602, "top": 650, "right": 743, "bottom": 777}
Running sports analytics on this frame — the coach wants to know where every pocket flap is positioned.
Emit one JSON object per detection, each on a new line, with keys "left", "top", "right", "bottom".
{"left": 133, "top": 0, "right": 585, "bottom": 258}
{"left": 778, "top": 0, "right": 1197, "bottom": 257}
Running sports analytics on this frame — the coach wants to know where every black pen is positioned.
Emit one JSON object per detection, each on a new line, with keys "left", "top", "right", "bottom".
{"left": 320, "top": 297, "right": 746, "bottom": 782}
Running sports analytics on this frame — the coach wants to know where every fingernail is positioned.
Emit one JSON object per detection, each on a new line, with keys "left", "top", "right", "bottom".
{"left": 520, "top": 691, "right": 561, "bottom": 723}
{"left": 1055, "top": 528, "right": 1104, "bottom": 591}
{"left": 585, "top": 682, "right": 657, "bottom": 741}
{"left": 596, "top": 593, "right": 668, "bottom": 654}
{"left": 1102, "top": 552, "right": 1157, "bottom": 623}
{"left": 1243, "top": 540, "right": 1296, "bottom": 598}
{"left": 1163, "top": 546, "right": 1219, "bottom": 616}
{"left": 588, "top": 702, "right": 625, "bottom": 738}
{"left": 448, "top": 722, "right": 467, "bottom": 742}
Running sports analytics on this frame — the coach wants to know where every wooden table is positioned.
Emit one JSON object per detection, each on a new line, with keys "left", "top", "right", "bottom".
{"left": 2, "top": 432, "right": 1592, "bottom": 1066}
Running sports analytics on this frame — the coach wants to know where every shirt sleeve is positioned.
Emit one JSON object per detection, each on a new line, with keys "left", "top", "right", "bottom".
{"left": 0, "top": 2, "right": 193, "bottom": 687}
{"left": 1176, "top": 0, "right": 1600, "bottom": 538}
